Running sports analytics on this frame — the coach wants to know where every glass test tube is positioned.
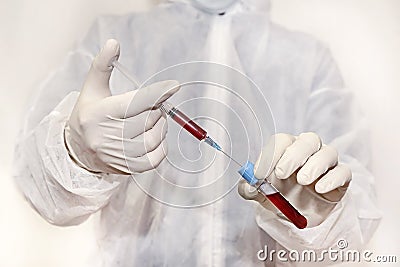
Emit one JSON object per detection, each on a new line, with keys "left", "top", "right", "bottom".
{"left": 239, "top": 161, "right": 308, "bottom": 229}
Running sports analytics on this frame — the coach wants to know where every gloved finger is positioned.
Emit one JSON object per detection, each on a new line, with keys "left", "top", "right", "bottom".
{"left": 102, "top": 117, "right": 167, "bottom": 158}
{"left": 121, "top": 109, "right": 163, "bottom": 139}
{"left": 315, "top": 164, "right": 352, "bottom": 194}
{"left": 275, "top": 132, "right": 321, "bottom": 180}
{"left": 126, "top": 139, "right": 168, "bottom": 173}
{"left": 100, "top": 110, "right": 162, "bottom": 139}
{"left": 101, "top": 80, "right": 180, "bottom": 119}
{"left": 101, "top": 115, "right": 166, "bottom": 154}
{"left": 297, "top": 145, "right": 338, "bottom": 185}
{"left": 115, "top": 116, "right": 167, "bottom": 157}
{"left": 80, "top": 39, "right": 120, "bottom": 102}
{"left": 102, "top": 139, "right": 168, "bottom": 174}
{"left": 254, "top": 133, "right": 295, "bottom": 180}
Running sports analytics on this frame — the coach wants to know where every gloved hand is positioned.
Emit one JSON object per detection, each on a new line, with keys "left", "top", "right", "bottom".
{"left": 64, "top": 39, "right": 180, "bottom": 174}
{"left": 238, "top": 132, "right": 352, "bottom": 227}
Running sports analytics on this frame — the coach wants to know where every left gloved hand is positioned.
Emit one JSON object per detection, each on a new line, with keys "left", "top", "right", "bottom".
{"left": 238, "top": 132, "right": 352, "bottom": 227}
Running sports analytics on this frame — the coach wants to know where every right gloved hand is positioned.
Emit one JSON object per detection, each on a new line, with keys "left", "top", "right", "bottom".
{"left": 238, "top": 133, "right": 352, "bottom": 227}
{"left": 64, "top": 39, "right": 180, "bottom": 174}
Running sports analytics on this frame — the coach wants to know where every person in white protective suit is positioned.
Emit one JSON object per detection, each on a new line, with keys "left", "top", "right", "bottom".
{"left": 13, "top": 0, "right": 381, "bottom": 266}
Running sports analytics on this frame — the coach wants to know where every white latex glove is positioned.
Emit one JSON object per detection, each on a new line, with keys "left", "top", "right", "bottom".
{"left": 64, "top": 39, "right": 180, "bottom": 174}
{"left": 238, "top": 132, "right": 352, "bottom": 227}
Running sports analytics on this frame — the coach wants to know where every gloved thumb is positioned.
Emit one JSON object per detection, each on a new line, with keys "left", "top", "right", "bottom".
{"left": 237, "top": 180, "right": 274, "bottom": 210}
{"left": 238, "top": 180, "right": 259, "bottom": 200}
{"left": 79, "top": 39, "right": 120, "bottom": 104}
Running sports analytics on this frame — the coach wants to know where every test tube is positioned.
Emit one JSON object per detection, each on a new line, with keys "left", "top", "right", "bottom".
{"left": 239, "top": 161, "right": 308, "bottom": 229}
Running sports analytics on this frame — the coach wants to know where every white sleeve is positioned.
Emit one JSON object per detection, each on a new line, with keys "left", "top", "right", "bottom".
{"left": 255, "top": 47, "right": 381, "bottom": 254}
{"left": 13, "top": 92, "right": 121, "bottom": 226}
{"left": 13, "top": 17, "right": 124, "bottom": 226}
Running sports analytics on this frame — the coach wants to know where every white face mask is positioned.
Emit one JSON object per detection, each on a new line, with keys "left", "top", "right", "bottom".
{"left": 190, "top": 0, "right": 240, "bottom": 14}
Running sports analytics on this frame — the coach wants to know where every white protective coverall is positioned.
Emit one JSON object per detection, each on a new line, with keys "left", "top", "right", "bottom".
{"left": 13, "top": 0, "right": 381, "bottom": 266}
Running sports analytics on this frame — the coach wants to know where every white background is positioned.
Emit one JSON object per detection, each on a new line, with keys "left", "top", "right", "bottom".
{"left": 0, "top": 0, "right": 399, "bottom": 266}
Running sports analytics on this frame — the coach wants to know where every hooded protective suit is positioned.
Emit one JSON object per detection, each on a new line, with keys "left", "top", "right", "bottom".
{"left": 13, "top": 0, "right": 381, "bottom": 266}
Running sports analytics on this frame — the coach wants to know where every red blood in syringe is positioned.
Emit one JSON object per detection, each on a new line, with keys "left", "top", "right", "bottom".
{"left": 265, "top": 192, "right": 307, "bottom": 229}
{"left": 160, "top": 103, "right": 222, "bottom": 151}
{"left": 166, "top": 106, "right": 207, "bottom": 141}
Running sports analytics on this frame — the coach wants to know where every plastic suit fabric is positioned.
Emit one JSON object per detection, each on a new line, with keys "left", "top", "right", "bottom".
{"left": 13, "top": 0, "right": 381, "bottom": 266}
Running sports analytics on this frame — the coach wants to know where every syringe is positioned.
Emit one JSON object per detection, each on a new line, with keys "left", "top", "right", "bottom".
{"left": 112, "top": 60, "right": 307, "bottom": 229}
{"left": 111, "top": 61, "right": 222, "bottom": 152}
{"left": 159, "top": 103, "right": 222, "bottom": 152}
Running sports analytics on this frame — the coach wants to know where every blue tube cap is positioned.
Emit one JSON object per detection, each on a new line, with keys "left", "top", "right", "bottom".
{"left": 238, "top": 161, "right": 258, "bottom": 186}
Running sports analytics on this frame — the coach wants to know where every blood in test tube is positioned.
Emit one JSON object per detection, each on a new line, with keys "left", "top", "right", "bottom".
{"left": 265, "top": 192, "right": 307, "bottom": 229}
{"left": 239, "top": 161, "right": 308, "bottom": 229}
{"left": 168, "top": 107, "right": 208, "bottom": 141}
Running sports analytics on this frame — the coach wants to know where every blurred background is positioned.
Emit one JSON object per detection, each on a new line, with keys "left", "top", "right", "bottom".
{"left": 0, "top": 0, "right": 399, "bottom": 266}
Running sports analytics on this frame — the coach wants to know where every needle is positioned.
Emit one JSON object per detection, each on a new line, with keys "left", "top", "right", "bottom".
{"left": 219, "top": 149, "right": 242, "bottom": 167}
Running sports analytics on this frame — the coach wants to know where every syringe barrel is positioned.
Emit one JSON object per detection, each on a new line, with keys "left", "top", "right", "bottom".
{"left": 161, "top": 103, "right": 207, "bottom": 141}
